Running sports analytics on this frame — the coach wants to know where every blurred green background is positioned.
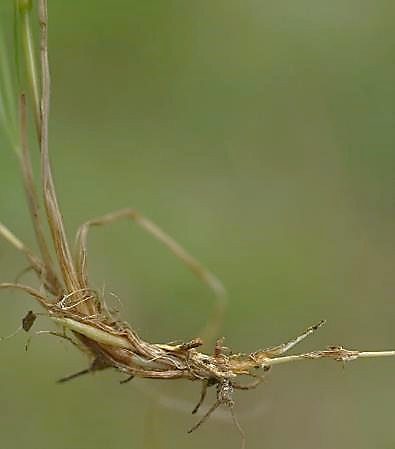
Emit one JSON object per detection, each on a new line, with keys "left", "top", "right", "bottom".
{"left": 1, "top": 1, "right": 395, "bottom": 449}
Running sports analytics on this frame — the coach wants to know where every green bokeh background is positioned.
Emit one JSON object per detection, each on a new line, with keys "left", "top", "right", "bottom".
{"left": 1, "top": 1, "right": 395, "bottom": 449}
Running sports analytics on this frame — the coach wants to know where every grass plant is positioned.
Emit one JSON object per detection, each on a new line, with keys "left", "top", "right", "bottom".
{"left": 0, "top": 2, "right": 394, "bottom": 448}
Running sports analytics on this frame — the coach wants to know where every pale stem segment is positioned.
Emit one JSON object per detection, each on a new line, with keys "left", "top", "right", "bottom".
{"left": 0, "top": 222, "right": 45, "bottom": 277}
{"left": 259, "top": 348, "right": 395, "bottom": 368}
{"left": 260, "top": 320, "right": 326, "bottom": 357}
{"left": 0, "top": 221, "right": 60, "bottom": 296}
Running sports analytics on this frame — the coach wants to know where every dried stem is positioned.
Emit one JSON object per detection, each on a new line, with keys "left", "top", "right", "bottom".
{"left": 38, "top": 0, "right": 83, "bottom": 302}
{"left": 74, "top": 208, "right": 227, "bottom": 341}
{"left": 0, "top": 222, "right": 46, "bottom": 281}
{"left": 19, "top": 93, "right": 61, "bottom": 294}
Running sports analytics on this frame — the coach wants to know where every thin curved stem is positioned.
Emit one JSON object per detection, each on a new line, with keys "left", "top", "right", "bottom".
{"left": 0, "top": 282, "right": 51, "bottom": 308}
{"left": 74, "top": 208, "right": 227, "bottom": 341}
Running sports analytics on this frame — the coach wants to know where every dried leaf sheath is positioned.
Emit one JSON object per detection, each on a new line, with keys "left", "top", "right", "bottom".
{"left": 38, "top": 0, "right": 82, "bottom": 302}
{"left": 19, "top": 93, "right": 61, "bottom": 295}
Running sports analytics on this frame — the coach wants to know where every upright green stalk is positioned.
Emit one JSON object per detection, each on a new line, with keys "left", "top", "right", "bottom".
{"left": 0, "top": 25, "right": 19, "bottom": 154}
{"left": 17, "top": 0, "right": 41, "bottom": 138}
